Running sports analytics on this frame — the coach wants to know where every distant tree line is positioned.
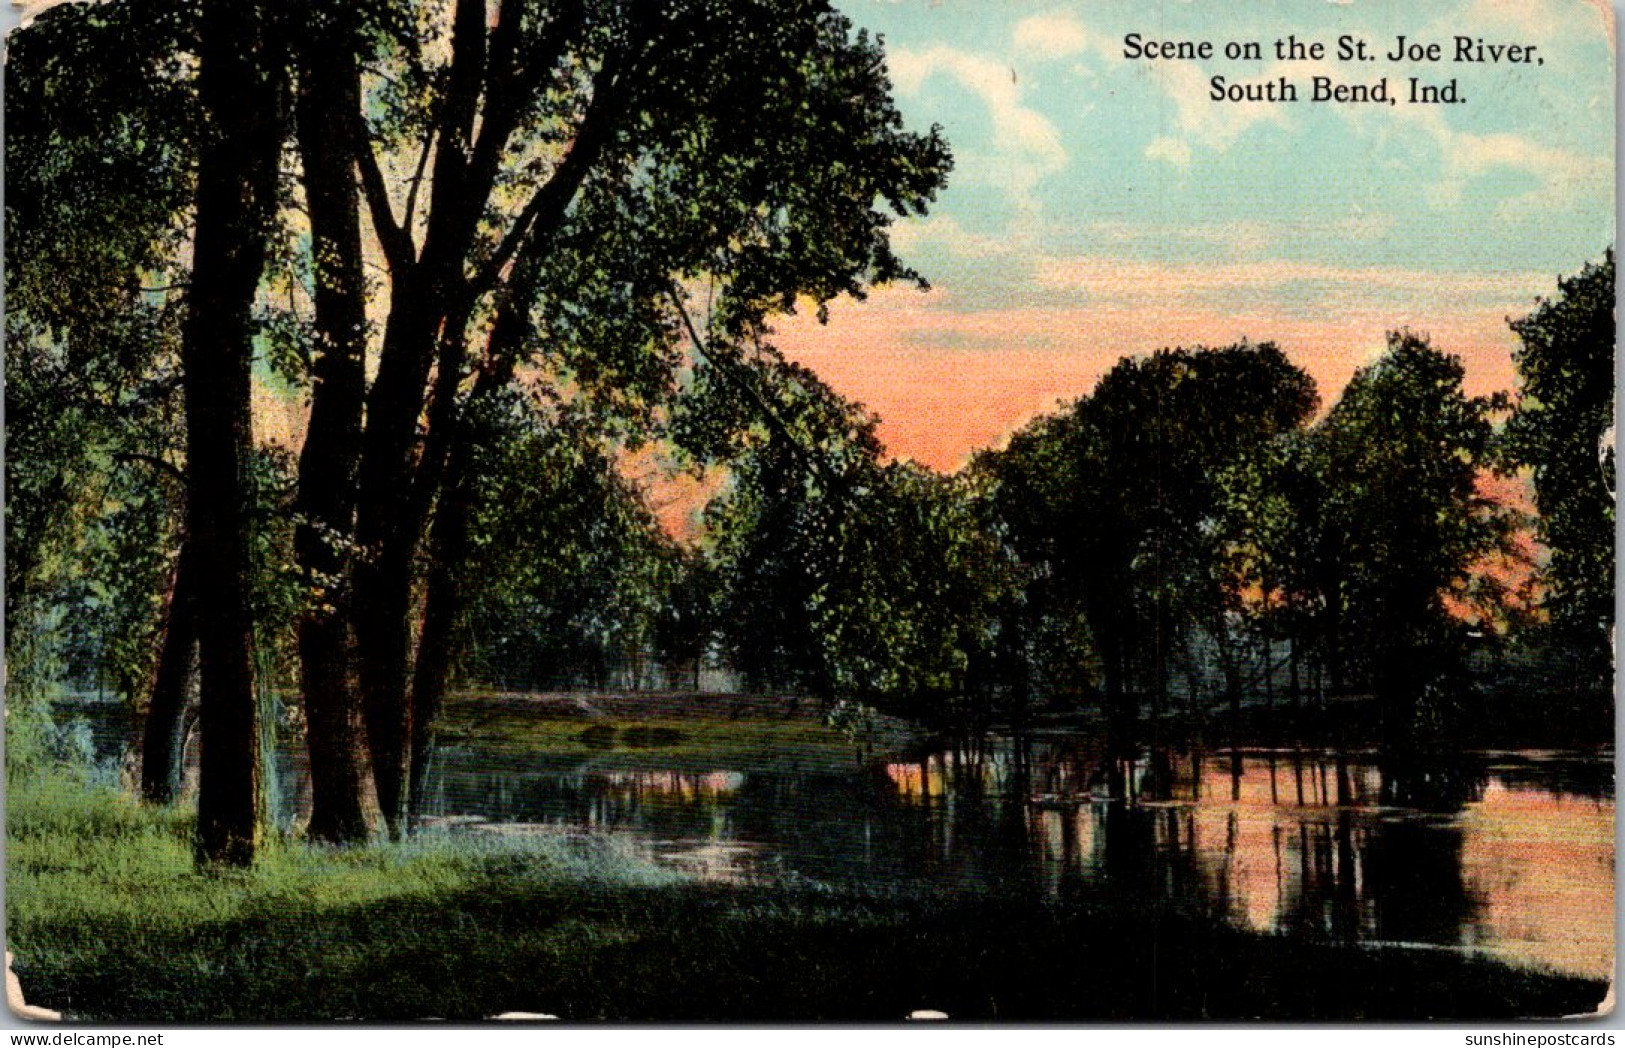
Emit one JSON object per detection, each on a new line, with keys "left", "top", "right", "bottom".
{"left": 690, "top": 293, "right": 1612, "bottom": 751}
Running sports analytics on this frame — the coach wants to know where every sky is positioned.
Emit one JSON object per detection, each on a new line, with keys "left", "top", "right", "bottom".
{"left": 10, "top": 0, "right": 1603, "bottom": 499}
{"left": 771, "top": 0, "right": 1616, "bottom": 471}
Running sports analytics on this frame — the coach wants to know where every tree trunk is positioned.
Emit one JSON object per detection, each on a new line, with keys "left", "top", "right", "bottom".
{"left": 404, "top": 403, "right": 491, "bottom": 821}
{"left": 185, "top": 0, "right": 283, "bottom": 867}
{"left": 351, "top": 543, "right": 417, "bottom": 838}
{"left": 1210, "top": 609, "right": 1242, "bottom": 721}
{"left": 407, "top": 512, "right": 465, "bottom": 820}
{"left": 292, "top": 23, "right": 374, "bottom": 844}
{"left": 141, "top": 542, "right": 197, "bottom": 805}
{"left": 1151, "top": 598, "right": 1169, "bottom": 718}
{"left": 1288, "top": 632, "right": 1301, "bottom": 710}
{"left": 406, "top": 283, "right": 533, "bottom": 820}
{"left": 349, "top": 253, "right": 478, "bottom": 840}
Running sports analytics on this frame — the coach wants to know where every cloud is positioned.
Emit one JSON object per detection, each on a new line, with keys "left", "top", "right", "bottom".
{"left": 890, "top": 215, "right": 1021, "bottom": 260}
{"left": 1144, "top": 136, "right": 1192, "bottom": 168}
{"left": 1390, "top": 106, "right": 1613, "bottom": 213}
{"left": 1012, "top": 13, "right": 1090, "bottom": 60}
{"left": 1033, "top": 256, "right": 1549, "bottom": 313}
{"left": 889, "top": 45, "right": 1068, "bottom": 211}
{"left": 1139, "top": 59, "right": 1293, "bottom": 152}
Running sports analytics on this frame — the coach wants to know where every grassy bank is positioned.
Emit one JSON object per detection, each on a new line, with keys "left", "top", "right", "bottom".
{"left": 434, "top": 691, "right": 917, "bottom": 774}
{"left": 8, "top": 772, "right": 1608, "bottom": 1023}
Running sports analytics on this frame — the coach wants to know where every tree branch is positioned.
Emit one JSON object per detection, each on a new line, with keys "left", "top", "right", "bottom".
{"left": 471, "top": 50, "right": 626, "bottom": 296}
{"left": 112, "top": 451, "right": 187, "bottom": 488}
{"left": 414, "top": 0, "right": 487, "bottom": 274}
{"left": 353, "top": 121, "right": 414, "bottom": 272}
{"left": 400, "top": 124, "right": 436, "bottom": 242}
{"left": 667, "top": 287, "right": 845, "bottom": 492}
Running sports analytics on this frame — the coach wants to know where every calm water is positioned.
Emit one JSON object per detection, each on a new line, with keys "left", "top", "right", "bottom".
{"left": 402, "top": 726, "right": 1614, "bottom": 981}
{"left": 64, "top": 697, "right": 1615, "bottom": 981}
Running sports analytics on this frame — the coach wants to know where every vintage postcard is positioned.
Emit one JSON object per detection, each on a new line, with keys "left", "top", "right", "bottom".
{"left": 3, "top": 0, "right": 1615, "bottom": 1024}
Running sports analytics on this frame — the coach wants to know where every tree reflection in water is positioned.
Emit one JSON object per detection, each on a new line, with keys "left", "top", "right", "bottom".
{"left": 281, "top": 722, "right": 1614, "bottom": 979}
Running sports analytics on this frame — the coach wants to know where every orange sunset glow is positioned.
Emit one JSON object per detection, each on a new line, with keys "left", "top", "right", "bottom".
{"left": 772, "top": 279, "right": 1541, "bottom": 473}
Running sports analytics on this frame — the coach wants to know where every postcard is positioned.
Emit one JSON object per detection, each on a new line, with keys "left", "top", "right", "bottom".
{"left": 4, "top": 0, "right": 1614, "bottom": 1024}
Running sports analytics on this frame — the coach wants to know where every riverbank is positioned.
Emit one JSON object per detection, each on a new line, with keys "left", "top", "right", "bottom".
{"left": 8, "top": 771, "right": 1608, "bottom": 1023}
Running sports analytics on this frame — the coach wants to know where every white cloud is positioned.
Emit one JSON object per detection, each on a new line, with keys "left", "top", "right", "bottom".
{"left": 1391, "top": 105, "right": 1613, "bottom": 214}
{"left": 890, "top": 215, "right": 1020, "bottom": 260}
{"left": 1140, "top": 59, "right": 1294, "bottom": 152}
{"left": 890, "top": 45, "right": 1069, "bottom": 211}
{"left": 1012, "top": 13, "right": 1090, "bottom": 60}
{"left": 1144, "top": 136, "right": 1192, "bottom": 169}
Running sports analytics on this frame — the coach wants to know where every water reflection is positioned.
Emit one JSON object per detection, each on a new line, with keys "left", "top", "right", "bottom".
{"left": 65, "top": 693, "right": 1610, "bottom": 983}
{"left": 409, "top": 736, "right": 1611, "bottom": 980}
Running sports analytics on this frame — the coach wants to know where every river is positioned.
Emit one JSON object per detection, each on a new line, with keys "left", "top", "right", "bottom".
{"left": 60, "top": 693, "right": 1615, "bottom": 982}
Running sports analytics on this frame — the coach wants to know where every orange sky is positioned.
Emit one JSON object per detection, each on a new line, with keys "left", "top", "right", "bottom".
{"left": 771, "top": 282, "right": 1532, "bottom": 473}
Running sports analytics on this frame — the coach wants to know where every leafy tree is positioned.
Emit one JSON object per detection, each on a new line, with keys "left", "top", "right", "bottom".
{"left": 1309, "top": 332, "right": 1511, "bottom": 741}
{"left": 983, "top": 343, "right": 1318, "bottom": 731}
{"left": 5, "top": 0, "right": 192, "bottom": 676}
{"left": 5, "top": 0, "right": 200, "bottom": 799}
{"left": 1504, "top": 252, "right": 1615, "bottom": 682}
{"left": 681, "top": 355, "right": 887, "bottom": 695}
{"left": 8, "top": 0, "right": 951, "bottom": 849}
{"left": 969, "top": 414, "right": 1100, "bottom": 708}
{"left": 447, "top": 396, "right": 677, "bottom": 695}
{"left": 1211, "top": 429, "right": 1327, "bottom": 707}
{"left": 12, "top": 0, "right": 290, "bottom": 863}
{"left": 276, "top": 0, "right": 951, "bottom": 835}
{"left": 683, "top": 354, "right": 1009, "bottom": 707}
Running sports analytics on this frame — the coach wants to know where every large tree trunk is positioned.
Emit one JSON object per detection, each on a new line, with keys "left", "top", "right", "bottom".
{"left": 406, "top": 324, "right": 525, "bottom": 819}
{"left": 405, "top": 407, "right": 487, "bottom": 820}
{"left": 351, "top": 540, "right": 417, "bottom": 837}
{"left": 184, "top": 0, "right": 283, "bottom": 867}
{"left": 141, "top": 542, "right": 197, "bottom": 804}
{"left": 406, "top": 509, "right": 465, "bottom": 821}
{"left": 342, "top": 0, "right": 617, "bottom": 833}
{"left": 292, "top": 23, "right": 374, "bottom": 844}
{"left": 350, "top": 300, "right": 474, "bottom": 836}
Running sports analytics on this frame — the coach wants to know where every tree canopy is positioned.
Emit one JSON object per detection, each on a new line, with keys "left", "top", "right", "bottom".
{"left": 1504, "top": 252, "right": 1615, "bottom": 678}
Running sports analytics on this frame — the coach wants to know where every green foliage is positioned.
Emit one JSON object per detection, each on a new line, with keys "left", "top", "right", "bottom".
{"left": 982, "top": 342, "right": 1318, "bottom": 710}
{"left": 5, "top": 309, "right": 187, "bottom": 712}
{"left": 684, "top": 352, "right": 1014, "bottom": 703}
{"left": 342, "top": 0, "right": 952, "bottom": 440}
{"left": 4, "top": 0, "right": 199, "bottom": 332}
{"left": 5, "top": 1, "right": 201, "bottom": 715}
{"left": 1503, "top": 252, "right": 1615, "bottom": 672}
{"left": 453, "top": 395, "right": 679, "bottom": 688}
{"left": 1206, "top": 428, "right": 1333, "bottom": 696}
{"left": 1311, "top": 332, "right": 1511, "bottom": 731}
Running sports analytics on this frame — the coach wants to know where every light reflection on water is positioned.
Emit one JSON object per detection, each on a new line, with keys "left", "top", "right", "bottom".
{"left": 65, "top": 696, "right": 1609, "bottom": 983}
{"left": 403, "top": 735, "right": 1613, "bottom": 981}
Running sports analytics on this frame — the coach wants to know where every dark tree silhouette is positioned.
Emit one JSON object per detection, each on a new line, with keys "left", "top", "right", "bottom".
{"left": 1504, "top": 252, "right": 1615, "bottom": 684}
{"left": 183, "top": 0, "right": 286, "bottom": 865}
{"left": 983, "top": 342, "right": 1317, "bottom": 737}
{"left": 1310, "top": 332, "right": 1510, "bottom": 744}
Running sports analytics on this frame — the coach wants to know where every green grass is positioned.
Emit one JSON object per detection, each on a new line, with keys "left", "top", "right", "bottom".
{"left": 435, "top": 709, "right": 879, "bottom": 774}
{"left": 7, "top": 770, "right": 1610, "bottom": 1023}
